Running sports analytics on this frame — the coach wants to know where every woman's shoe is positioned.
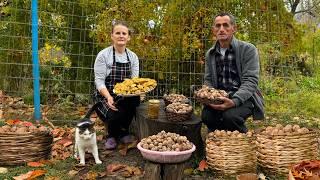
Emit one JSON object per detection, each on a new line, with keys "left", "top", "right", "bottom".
{"left": 104, "top": 137, "right": 117, "bottom": 149}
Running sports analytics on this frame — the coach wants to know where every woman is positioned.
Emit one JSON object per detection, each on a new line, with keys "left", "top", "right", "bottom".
{"left": 93, "top": 21, "right": 140, "bottom": 149}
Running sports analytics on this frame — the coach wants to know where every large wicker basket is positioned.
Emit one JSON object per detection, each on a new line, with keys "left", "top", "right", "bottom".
{"left": 206, "top": 135, "right": 257, "bottom": 176}
{"left": 256, "top": 129, "right": 319, "bottom": 175}
{"left": 0, "top": 131, "right": 53, "bottom": 165}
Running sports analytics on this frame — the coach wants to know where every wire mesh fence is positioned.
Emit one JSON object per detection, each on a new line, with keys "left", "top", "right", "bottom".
{"left": 0, "top": 0, "right": 319, "bottom": 122}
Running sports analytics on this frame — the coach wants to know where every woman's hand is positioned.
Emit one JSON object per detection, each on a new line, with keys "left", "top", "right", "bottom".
{"left": 106, "top": 96, "right": 118, "bottom": 111}
{"left": 208, "top": 97, "right": 235, "bottom": 111}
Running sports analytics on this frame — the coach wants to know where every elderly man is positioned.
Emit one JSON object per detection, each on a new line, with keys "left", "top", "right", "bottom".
{"left": 201, "top": 12, "right": 264, "bottom": 133}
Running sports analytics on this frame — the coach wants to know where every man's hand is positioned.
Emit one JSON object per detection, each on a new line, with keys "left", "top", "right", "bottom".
{"left": 208, "top": 97, "right": 235, "bottom": 111}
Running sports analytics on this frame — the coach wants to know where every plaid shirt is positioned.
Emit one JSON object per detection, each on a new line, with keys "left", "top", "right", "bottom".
{"left": 215, "top": 45, "right": 240, "bottom": 92}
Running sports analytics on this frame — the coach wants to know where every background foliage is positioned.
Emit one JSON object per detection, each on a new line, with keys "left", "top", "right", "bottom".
{"left": 0, "top": 0, "right": 319, "bottom": 121}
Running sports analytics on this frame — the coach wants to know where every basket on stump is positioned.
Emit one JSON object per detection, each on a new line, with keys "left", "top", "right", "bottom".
{"left": 163, "top": 93, "right": 189, "bottom": 106}
{"left": 205, "top": 130, "right": 257, "bottom": 176}
{"left": 256, "top": 125, "right": 318, "bottom": 175}
{"left": 165, "top": 109, "right": 192, "bottom": 122}
{"left": 0, "top": 131, "right": 53, "bottom": 166}
{"left": 165, "top": 102, "right": 193, "bottom": 122}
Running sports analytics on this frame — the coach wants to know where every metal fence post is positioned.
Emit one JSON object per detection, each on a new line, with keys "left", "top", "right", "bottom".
{"left": 31, "top": 0, "right": 41, "bottom": 121}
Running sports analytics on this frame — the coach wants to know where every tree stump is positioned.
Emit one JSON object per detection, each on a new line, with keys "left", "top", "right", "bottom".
{"left": 143, "top": 161, "right": 189, "bottom": 180}
{"left": 143, "top": 162, "right": 161, "bottom": 180}
{"left": 131, "top": 100, "right": 204, "bottom": 156}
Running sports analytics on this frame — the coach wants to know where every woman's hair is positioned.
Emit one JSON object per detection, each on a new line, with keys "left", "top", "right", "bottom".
{"left": 111, "top": 20, "right": 132, "bottom": 35}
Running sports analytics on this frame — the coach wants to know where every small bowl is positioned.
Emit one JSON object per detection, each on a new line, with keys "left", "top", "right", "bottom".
{"left": 137, "top": 142, "right": 196, "bottom": 163}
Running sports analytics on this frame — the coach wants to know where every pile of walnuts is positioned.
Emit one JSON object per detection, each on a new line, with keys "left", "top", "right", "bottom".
{"left": 140, "top": 131, "right": 193, "bottom": 152}
{"left": 163, "top": 93, "right": 188, "bottom": 105}
{"left": 166, "top": 102, "right": 192, "bottom": 114}
{"left": 207, "top": 129, "right": 254, "bottom": 139}
{"left": 0, "top": 124, "right": 49, "bottom": 134}
{"left": 194, "top": 86, "right": 228, "bottom": 104}
{"left": 260, "top": 124, "right": 309, "bottom": 136}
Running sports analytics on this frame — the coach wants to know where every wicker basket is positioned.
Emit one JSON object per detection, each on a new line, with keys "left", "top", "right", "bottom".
{"left": 163, "top": 94, "right": 189, "bottom": 106}
{"left": 194, "top": 96, "right": 224, "bottom": 105}
{"left": 165, "top": 109, "right": 192, "bottom": 122}
{"left": 0, "top": 131, "right": 53, "bottom": 165}
{"left": 163, "top": 98, "right": 189, "bottom": 106}
{"left": 205, "top": 135, "right": 257, "bottom": 176}
{"left": 256, "top": 129, "right": 319, "bottom": 175}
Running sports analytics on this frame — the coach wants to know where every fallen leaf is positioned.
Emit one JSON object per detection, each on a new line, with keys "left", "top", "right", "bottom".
{"left": 101, "top": 150, "right": 113, "bottom": 156}
{"left": 120, "top": 170, "right": 132, "bottom": 178}
{"left": 13, "top": 169, "right": 46, "bottom": 180}
{"left": 56, "top": 138, "right": 73, "bottom": 147}
{"left": 6, "top": 119, "right": 22, "bottom": 125}
{"left": 198, "top": 159, "right": 208, "bottom": 171}
{"left": 22, "top": 121, "right": 33, "bottom": 127}
{"left": 53, "top": 137, "right": 62, "bottom": 142}
{"left": 44, "top": 176, "right": 60, "bottom": 180}
{"left": 132, "top": 167, "right": 143, "bottom": 176}
{"left": 106, "top": 164, "right": 126, "bottom": 174}
{"left": 85, "top": 171, "right": 98, "bottom": 180}
{"left": 0, "top": 167, "right": 8, "bottom": 174}
{"left": 27, "top": 162, "right": 45, "bottom": 167}
{"left": 28, "top": 169, "right": 47, "bottom": 179}
{"left": 68, "top": 170, "right": 79, "bottom": 177}
{"left": 183, "top": 168, "right": 194, "bottom": 175}
{"left": 13, "top": 171, "right": 34, "bottom": 180}
{"left": 77, "top": 107, "right": 86, "bottom": 116}
{"left": 98, "top": 172, "right": 107, "bottom": 178}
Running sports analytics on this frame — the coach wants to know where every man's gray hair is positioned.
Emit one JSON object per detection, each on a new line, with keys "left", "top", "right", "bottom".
{"left": 214, "top": 12, "right": 236, "bottom": 25}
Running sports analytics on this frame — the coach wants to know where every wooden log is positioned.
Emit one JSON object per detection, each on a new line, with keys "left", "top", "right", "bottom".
{"left": 144, "top": 162, "right": 161, "bottom": 180}
{"left": 162, "top": 162, "right": 188, "bottom": 180}
{"left": 131, "top": 100, "right": 204, "bottom": 156}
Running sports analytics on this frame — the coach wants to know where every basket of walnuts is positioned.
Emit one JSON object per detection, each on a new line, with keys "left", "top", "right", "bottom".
{"left": 163, "top": 93, "right": 189, "bottom": 106}
{"left": 194, "top": 86, "right": 228, "bottom": 105}
{"left": 137, "top": 131, "right": 196, "bottom": 163}
{"left": 256, "top": 124, "right": 318, "bottom": 175}
{"left": 0, "top": 120, "right": 53, "bottom": 166}
{"left": 165, "top": 102, "right": 193, "bottom": 122}
{"left": 206, "top": 130, "right": 257, "bottom": 176}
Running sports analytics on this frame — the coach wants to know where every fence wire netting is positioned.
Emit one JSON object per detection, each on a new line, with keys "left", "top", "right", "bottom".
{"left": 0, "top": 0, "right": 319, "bottom": 122}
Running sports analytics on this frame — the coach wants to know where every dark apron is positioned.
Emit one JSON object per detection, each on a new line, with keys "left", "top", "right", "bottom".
{"left": 93, "top": 47, "right": 140, "bottom": 123}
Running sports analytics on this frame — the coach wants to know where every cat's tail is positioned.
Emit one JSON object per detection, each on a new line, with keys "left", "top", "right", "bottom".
{"left": 84, "top": 102, "right": 102, "bottom": 119}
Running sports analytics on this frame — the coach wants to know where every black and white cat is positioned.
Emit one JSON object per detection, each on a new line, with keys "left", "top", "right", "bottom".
{"left": 74, "top": 104, "right": 102, "bottom": 165}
